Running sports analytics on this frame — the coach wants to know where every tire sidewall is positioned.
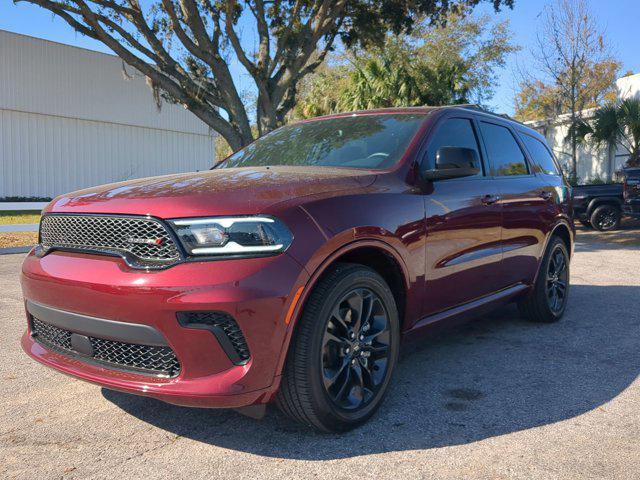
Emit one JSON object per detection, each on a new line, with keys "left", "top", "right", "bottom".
{"left": 591, "top": 205, "right": 620, "bottom": 231}
{"left": 537, "top": 238, "right": 570, "bottom": 320}
{"left": 305, "top": 269, "right": 400, "bottom": 430}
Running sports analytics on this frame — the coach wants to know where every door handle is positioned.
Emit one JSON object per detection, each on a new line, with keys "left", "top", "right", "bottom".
{"left": 539, "top": 190, "right": 553, "bottom": 200}
{"left": 481, "top": 194, "right": 500, "bottom": 205}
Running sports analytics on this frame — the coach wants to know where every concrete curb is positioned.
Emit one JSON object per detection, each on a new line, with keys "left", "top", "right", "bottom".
{"left": 0, "top": 202, "right": 48, "bottom": 211}
{"left": 0, "top": 246, "right": 33, "bottom": 255}
{"left": 0, "top": 223, "right": 39, "bottom": 233}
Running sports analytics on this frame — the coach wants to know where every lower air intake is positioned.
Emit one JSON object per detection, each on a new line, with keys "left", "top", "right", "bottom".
{"left": 30, "top": 317, "right": 181, "bottom": 377}
{"left": 177, "top": 311, "right": 251, "bottom": 365}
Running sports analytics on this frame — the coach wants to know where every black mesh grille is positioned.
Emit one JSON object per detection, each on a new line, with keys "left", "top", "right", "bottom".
{"left": 179, "top": 312, "right": 251, "bottom": 363}
{"left": 30, "top": 317, "right": 181, "bottom": 377}
{"left": 39, "top": 214, "right": 181, "bottom": 268}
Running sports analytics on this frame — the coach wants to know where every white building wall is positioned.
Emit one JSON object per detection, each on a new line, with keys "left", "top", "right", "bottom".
{"left": 617, "top": 73, "right": 640, "bottom": 101}
{"left": 0, "top": 109, "right": 213, "bottom": 198}
{"left": 0, "top": 30, "right": 215, "bottom": 198}
{"left": 525, "top": 74, "right": 639, "bottom": 184}
{"left": 533, "top": 116, "right": 614, "bottom": 182}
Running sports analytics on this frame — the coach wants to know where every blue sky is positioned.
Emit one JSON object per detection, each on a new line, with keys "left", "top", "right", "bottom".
{"left": 1, "top": 0, "right": 638, "bottom": 115}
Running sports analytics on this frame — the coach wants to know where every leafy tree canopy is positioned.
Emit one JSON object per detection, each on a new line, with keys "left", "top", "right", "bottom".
{"left": 14, "top": 0, "right": 514, "bottom": 152}
{"left": 514, "top": 59, "right": 621, "bottom": 122}
{"left": 293, "top": 7, "right": 518, "bottom": 118}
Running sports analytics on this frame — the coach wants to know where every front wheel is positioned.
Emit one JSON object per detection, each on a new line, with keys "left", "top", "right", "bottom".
{"left": 518, "top": 236, "right": 570, "bottom": 323}
{"left": 277, "top": 263, "right": 399, "bottom": 432}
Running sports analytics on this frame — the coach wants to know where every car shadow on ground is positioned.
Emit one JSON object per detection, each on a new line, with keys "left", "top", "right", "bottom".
{"left": 102, "top": 284, "right": 640, "bottom": 460}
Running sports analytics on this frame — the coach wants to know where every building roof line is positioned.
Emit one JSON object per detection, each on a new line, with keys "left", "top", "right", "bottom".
{"left": 0, "top": 106, "right": 215, "bottom": 138}
{"left": 0, "top": 28, "right": 118, "bottom": 59}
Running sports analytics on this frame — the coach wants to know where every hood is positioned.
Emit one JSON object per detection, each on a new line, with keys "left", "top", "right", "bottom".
{"left": 46, "top": 166, "right": 375, "bottom": 218}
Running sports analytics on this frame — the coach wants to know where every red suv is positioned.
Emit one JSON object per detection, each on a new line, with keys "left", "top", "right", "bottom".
{"left": 21, "top": 106, "right": 574, "bottom": 432}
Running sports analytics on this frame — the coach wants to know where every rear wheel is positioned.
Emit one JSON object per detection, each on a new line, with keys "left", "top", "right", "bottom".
{"left": 277, "top": 263, "right": 399, "bottom": 432}
{"left": 518, "top": 236, "right": 570, "bottom": 323}
{"left": 590, "top": 204, "right": 621, "bottom": 231}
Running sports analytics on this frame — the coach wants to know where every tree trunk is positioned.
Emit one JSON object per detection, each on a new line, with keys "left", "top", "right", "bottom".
{"left": 571, "top": 129, "right": 578, "bottom": 183}
{"left": 256, "top": 92, "right": 279, "bottom": 137}
{"left": 570, "top": 80, "right": 578, "bottom": 184}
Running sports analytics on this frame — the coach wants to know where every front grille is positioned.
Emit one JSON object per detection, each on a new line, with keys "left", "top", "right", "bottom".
{"left": 39, "top": 214, "right": 181, "bottom": 268}
{"left": 30, "top": 317, "right": 181, "bottom": 377}
{"left": 178, "top": 312, "right": 251, "bottom": 364}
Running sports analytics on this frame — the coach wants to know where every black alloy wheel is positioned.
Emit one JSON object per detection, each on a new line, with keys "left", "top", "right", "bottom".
{"left": 590, "top": 205, "right": 621, "bottom": 231}
{"left": 277, "top": 263, "right": 399, "bottom": 432}
{"left": 518, "top": 235, "right": 570, "bottom": 323}
{"left": 321, "top": 288, "right": 391, "bottom": 411}
{"left": 546, "top": 245, "right": 569, "bottom": 314}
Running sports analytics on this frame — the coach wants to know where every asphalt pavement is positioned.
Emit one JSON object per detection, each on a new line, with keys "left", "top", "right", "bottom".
{"left": 1, "top": 231, "right": 639, "bottom": 479}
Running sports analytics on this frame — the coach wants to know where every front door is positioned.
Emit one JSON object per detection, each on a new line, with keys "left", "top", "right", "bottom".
{"left": 421, "top": 116, "right": 504, "bottom": 317}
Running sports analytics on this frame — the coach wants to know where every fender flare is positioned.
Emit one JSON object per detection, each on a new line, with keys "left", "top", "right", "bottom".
{"left": 586, "top": 197, "right": 622, "bottom": 216}
{"left": 531, "top": 219, "right": 574, "bottom": 286}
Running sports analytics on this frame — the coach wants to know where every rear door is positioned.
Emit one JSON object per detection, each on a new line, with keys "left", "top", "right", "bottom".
{"left": 477, "top": 120, "right": 550, "bottom": 288}
{"left": 421, "top": 114, "right": 504, "bottom": 316}
{"left": 519, "top": 130, "right": 571, "bottom": 225}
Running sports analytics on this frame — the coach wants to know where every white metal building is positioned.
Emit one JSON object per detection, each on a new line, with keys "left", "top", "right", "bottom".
{"left": 526, "top": 73, "right": 640, "bottom": 183}
{"left": 0, "top": 30, "right": 215, "bottom": 199}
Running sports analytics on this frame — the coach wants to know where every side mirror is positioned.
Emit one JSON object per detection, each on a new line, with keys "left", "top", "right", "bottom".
{"left": 423, "top": 147, "right": 481, "bottom": 181}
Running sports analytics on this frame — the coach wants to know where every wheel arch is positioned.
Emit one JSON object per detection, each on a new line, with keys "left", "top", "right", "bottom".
{"left": 295, "top": 240, "right": 410, "bottom": 330}
{"left": 551, "top": 221, "right": 573, "bottom": 258}
{"left": 587, "top": 197, "right": 622, "bottom": 216}
{"left": 531, "top": 220, "right": 574, "bottom": 286}
{"left": 273, "top": 240, "right": 411, "bottom": 381}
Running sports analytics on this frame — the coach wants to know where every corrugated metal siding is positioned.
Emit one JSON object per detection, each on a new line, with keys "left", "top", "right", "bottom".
{"left": 0, "top": 30, "right": 210, "bottom": 134}
{"left": 1, "top": 109, "right": 214, "bottom": 198}
{"left": 0, "top": 29, "right": 217, "bottom": 198}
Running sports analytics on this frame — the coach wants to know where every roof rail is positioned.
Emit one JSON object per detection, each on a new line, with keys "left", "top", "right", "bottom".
{"left": 450, "top": 104, "right": 526, "bottom": 126}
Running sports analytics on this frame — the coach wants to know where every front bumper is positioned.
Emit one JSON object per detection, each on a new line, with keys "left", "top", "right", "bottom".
{"left": 21, "top": 249, "right": 308, "bottom": 407}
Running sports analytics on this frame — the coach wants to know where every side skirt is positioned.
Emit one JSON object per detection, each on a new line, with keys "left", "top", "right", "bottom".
{"left": 403, "top": 283, "right": 529, "bottom": 341}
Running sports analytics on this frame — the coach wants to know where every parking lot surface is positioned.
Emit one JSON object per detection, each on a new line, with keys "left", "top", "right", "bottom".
{"left": 1, "top": 230, "right": 639, "bottom": 479}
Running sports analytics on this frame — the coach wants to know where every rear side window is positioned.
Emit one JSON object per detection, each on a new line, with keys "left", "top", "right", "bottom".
{"left": 520, "top": 134, "right": 560, "bottom": 176}
{"left": 479, "top": 122, "right": 529, "bottom": 176}
{"left": 425, "top": 118, "right": 483, "bottom": 175}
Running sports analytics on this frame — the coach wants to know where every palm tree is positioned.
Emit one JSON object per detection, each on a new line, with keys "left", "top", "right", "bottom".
{"left": 339, "top": 52, "right": 470, "bottom": 112}
{"left": 340, "top": 54, "right": 420, "bottom": 111}
{"left": 576, "top": 98, "right": 640, "bottom": 167}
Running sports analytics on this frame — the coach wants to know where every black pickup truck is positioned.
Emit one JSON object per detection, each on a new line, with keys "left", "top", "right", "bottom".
{"left": 573, "top": 168, "right": 640, "bottom": 231}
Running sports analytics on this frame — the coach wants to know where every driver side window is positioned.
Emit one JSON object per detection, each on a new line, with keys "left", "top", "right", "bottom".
{"left": 425, "top": 118, "right": 484, "bottom": 176}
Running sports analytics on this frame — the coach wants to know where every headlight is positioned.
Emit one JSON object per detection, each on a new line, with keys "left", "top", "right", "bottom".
{"left": 169, "top": 216, "right": 293, "bottom": 257}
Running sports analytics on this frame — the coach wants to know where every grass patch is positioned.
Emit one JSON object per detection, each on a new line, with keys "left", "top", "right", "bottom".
{"left": 0, "top": 232, "right": 38, "bottom": 248}
{"left": 0, "top": 210, "right": 41, "bottom": 225}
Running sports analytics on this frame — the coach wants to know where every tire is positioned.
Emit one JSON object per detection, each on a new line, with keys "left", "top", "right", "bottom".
{"left": 579, "top": 219, "right": 592, "bottom": 228}
{"left": 590, "top": 204, "right": 621, "bottom": 231}
{"left": 518, "top": 236, "right": 570, "bottom": 323}
{"left": 277, "top": 263, "right": 400, "bottom": 432}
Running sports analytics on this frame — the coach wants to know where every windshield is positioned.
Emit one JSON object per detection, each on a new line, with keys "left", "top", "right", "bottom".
{"left": 216, "top": 114, "right": 427, "bottom": 170}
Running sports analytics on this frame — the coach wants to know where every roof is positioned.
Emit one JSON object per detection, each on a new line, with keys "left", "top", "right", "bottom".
{"left": 295, "top": 104, "right": 543, "bottom": 138}
{"left": 300, "top": 104, "right": 523, "bottom": 124}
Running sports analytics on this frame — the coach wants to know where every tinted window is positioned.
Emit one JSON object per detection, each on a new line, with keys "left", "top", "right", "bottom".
{"left": 425, "top": 118, "right": 483, "bottom": 175}
{"left": 216, "top": 114, "right": 426, "bottom": 170}
{"left": 480, "top": 122, "right": 529, "bottom": 176}
{"left": 520, "top": 134, "right": 560, "bottom": 175}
